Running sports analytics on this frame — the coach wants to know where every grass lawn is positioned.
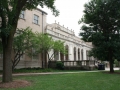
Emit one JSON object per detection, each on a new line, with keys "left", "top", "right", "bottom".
{"left": 0, "top": 68, "right": 91, "bottom": 74}
{"left": 0, "top": 68, "right": 93, "bottom": 74}
{"left": 0, "top": 71, "right": 120, "bottom": 90}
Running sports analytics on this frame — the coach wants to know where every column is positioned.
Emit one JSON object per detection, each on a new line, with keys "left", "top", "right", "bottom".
{"left": 69, "top": 45, "right": 74, "bottom": 61}
{"left": 58, "top": 52, "right": 60, "bottom": 61}
{"left": 63, "top": 54, "right": 65, "bottom": 61}
{"left": 83, "top": 48, "right": 86, "bottom": 60}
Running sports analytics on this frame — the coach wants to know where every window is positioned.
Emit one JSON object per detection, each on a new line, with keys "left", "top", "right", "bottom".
{"left": 34, "top": 14, "right": 39, "bottom": 25}
{"left": 20, "top": 11, "right": 25, "bottom": 19}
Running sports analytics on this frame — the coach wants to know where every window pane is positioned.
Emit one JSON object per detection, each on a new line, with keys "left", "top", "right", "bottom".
{"left": 20, "top": 11, "right": 25, "bottom": 19}
{"left": 34, "top": 15, "right": 37, "bottom": 20}
{"left": 34, "top": 14, "right": 39, "bottom": 24}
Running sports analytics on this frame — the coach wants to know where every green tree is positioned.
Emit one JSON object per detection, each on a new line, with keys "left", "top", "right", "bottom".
{"left": 0, "top": 0, "right": 59, "bottom": 82}
{"left": 33, "top": 33, "right": 54, "bottom": 68}
{"left": 12, "top": 27, "right": 35, "bottom": 70}
{"left": 33, "top": 33, "right": 67, "bottom": 68}
{"left": 79, "top": 0, "right": 120, "bottom": 73}
{"left": 49, "top": 40, "right": 67, "bottom": 61}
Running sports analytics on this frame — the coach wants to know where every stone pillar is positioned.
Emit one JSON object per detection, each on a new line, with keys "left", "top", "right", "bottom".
{"left": 63, "top": 55, "right": 65, "bottom": 61}
{"left": 83, "top": 48, "right": 87, "bottom": 60}
{"left": 69, "top": 45, "right": 74, "bottom": 61}
{"left": 58, "top": 52, "right": 60, "bottom": 61}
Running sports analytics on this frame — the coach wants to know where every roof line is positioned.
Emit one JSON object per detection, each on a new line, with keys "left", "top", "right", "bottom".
{"left": 36, "top": 8, "right": 48, "bottom": 15}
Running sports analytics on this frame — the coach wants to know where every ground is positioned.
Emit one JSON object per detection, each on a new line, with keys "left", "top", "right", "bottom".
{"left": 0, "top": 80, "right": 31, "bottom": 89}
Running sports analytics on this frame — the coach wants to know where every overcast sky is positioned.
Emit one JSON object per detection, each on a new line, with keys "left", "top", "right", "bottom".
{"left": 39, "top": 0, "right": 89, "bottom": 36}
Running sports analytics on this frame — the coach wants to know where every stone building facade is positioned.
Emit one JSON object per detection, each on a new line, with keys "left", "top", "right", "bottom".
{"left": 45, "top": 22, "right": 94, "bottom": 61}
{"left": 0, "top": 8, "right": 97, "bottom": 69}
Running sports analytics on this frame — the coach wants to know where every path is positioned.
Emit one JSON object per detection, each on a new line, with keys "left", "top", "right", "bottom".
{"left": 0, "top": 68, "right": 119, "bottom": 77}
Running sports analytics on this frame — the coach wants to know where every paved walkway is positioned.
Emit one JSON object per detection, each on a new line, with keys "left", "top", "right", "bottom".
{"left": 0, "top": 68, "right": 119, "bottom": 77}
{"left": 0, "top": 71, "right": 99, "bottom": 77}
{"left": 105, "top": 67, "right": 119, "bottom": 71}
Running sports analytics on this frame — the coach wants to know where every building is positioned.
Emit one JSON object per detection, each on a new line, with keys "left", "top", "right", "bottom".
{"left": 45, "top": 22, "right": 97, "bottom": 69}
{"left": 0, "top": 8, "right": 97, "bottom": 70}
{"left": 45, "top": 22, "right": 94, "bottom": 61}
{"left": 18, "top": 8, "right": 47, "bottom": 33}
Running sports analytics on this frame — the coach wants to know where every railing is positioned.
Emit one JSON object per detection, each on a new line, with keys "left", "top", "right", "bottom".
{"left": 49, "top": 60, "right": 97, "bottom": 68}
{"left": 63, "top": 60, "right": 96, "bottom": 66}
{"left": 61, "top": 61, "right": 82, "bottom": 66}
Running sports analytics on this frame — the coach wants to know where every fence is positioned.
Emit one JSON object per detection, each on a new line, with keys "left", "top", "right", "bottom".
{"left": 49, "top": 60, "right": 97, "bottom": 70}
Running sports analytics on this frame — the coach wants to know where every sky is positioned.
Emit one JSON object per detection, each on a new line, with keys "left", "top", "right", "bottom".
{"left": 39, "top": 0, "right": 89, "bottom": 36}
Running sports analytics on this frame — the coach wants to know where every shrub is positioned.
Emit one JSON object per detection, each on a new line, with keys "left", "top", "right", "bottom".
{"left": 114, "top": 59, "right": 119, "bottom": 67}
{"left": 56, "top": 61, "right": 64, "bottom": 70}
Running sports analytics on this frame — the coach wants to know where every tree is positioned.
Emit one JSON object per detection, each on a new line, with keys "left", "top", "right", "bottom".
{"left": 33, "top": 33, "right": 67, "bottom": 68}
{"left": 79, "top": 0, "right": 120, "bottom": 73}
{"left": 0, "top": 27, "right": 37, "bottom": 71}
{"left": 0, "top": 0, "right": 59, "bottom": 82}
{"left": 12, "top": 27, "right": 35, "bottom": 70}
{"left": 33, "top": 33, "right": 54, "bottom": 68}
{"left": 49, "top": 40, "right": 67, "bottom": 61}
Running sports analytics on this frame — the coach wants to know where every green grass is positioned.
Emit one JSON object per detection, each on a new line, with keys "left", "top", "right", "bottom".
{"left": 1, "top": 72, "right": 120, "bottom": 90}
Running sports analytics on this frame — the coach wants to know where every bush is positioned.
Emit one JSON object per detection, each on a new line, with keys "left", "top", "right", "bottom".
{"left": 114, "top": 59, "right": 119, "bottom": 67}
{"left": 13, "top": 68, "right": 53, "bottom": 73}
{"left": 56, "top": 61, "right": 64, "bottom": 70}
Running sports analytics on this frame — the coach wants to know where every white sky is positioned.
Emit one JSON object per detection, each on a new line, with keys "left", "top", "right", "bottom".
{"left": 39, "top": 0, "right": 89, "bottom": 36}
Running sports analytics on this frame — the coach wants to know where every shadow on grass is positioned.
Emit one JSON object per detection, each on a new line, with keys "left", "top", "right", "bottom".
{"left": 102, "top": 70, "right": 120, "bottom": 75}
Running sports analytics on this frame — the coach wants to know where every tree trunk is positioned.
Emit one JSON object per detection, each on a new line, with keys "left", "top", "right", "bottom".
{"left": 45, "top": 51, "right": 48, "bottom": 68}
{"left": 42, "top": 51, "right": 47, "bottom": 68}
{"left": 12, "top": 51, "right": 23, "bottom": 71}
{"left": 2, "top": 35, "right": 13, "bottom": 82}
{"left": 109, "top": 59, "right": 114, "bottom": 73}
{"left": 42, "top": 52, "right": 44, "bottom": 68}
{"left": 109, "top": 49, "right": 114, "bottom": 73}
{"left": 1, "top": 0, "right": 23, "bottom": 82}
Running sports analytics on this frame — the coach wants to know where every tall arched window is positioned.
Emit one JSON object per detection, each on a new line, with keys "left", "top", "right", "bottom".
{"left": 81, "top": 49, "right": 83, "bottom": 60}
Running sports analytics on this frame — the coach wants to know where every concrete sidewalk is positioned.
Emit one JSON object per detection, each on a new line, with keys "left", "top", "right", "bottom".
{"left": 105, "top": 67, "right": 119, "bottom": 71}
{"left": 0, "top": 71, "right": 99, "bottom": 77}
{"left": 0, "top": 68, "right": 119, "bottom": 77}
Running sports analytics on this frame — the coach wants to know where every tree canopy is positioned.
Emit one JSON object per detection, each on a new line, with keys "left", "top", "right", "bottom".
{"left": 0, "top": 0, "right": 59, "bottom": 82}
{"left": 10, "top": 28, "right": 66, "bottom": 70}
{"left": 79, "top": 0, "right": 120, "bottom": 73}
{"left": 12, "top": 27, "right": 35, "bottom": 70}
{"left": 32, "top": 33, "right": 67, "bottom": 68}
